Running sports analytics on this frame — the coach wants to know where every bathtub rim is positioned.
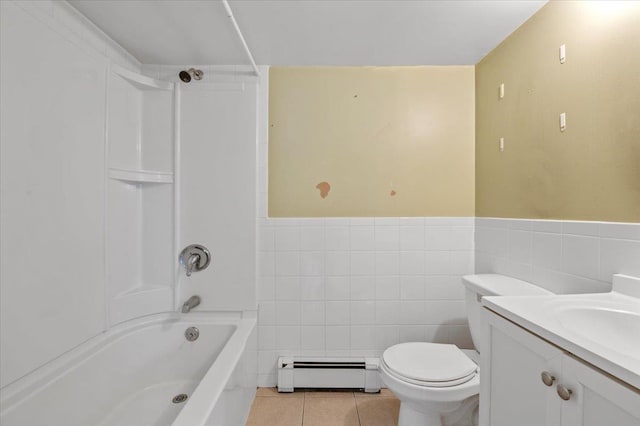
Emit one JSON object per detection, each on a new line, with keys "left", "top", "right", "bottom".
{"left": 0, "top": 311, "right": 252, "bottom": 415}
{"left": 171, "top": 314, "right": 256, "bottom": 426}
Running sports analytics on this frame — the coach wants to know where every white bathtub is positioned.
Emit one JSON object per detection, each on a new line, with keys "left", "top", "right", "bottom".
{"left": 0, "top": 313, "right": 257, "bottom": 426}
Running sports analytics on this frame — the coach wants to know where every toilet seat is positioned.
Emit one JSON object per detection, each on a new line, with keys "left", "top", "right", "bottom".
{"left": 382, "top": 342, "right": 478, "bottom": 388}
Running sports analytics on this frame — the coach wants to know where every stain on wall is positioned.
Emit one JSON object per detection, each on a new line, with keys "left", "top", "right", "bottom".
{"left": 269, "top": 66, "right": 475, "bottom": 217}
{"left": 316, "top": 181, "right": 331, "bottom": 199}
{"left": 476, "top": 1, "right": 640, "bottom": 222}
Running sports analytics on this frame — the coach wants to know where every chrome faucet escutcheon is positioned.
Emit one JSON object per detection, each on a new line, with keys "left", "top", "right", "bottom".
{"left": 179, "top": 244, "right": 211, "bottom": 277}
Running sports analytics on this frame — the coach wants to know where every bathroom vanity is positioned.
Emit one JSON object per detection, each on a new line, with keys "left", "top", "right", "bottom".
{"left": 478, "top": 275, "right": 640, "bottom": 426}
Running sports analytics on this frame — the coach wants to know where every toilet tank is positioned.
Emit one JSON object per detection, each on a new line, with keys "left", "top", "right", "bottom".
{"left": 462, "top": 274, "right": 554, "bottom": 354}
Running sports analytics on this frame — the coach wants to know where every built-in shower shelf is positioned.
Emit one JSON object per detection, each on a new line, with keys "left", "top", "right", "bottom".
{"left": 109, "top": 168, "right": 173, "bottom": 184}
{"left": 112, "top": 64, "right": 173, "bottom": 91}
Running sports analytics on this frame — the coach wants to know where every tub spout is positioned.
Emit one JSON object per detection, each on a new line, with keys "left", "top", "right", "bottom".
{"left": 182, "top": 295, "right": 201, "bottom": 313}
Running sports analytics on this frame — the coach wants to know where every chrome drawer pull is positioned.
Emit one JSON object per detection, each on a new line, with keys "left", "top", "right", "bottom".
{"left": 557, "top": 384, "right": 573, "bottom": 401}
{"left": 541, "top": 371, "right": 556, "bottom": 387}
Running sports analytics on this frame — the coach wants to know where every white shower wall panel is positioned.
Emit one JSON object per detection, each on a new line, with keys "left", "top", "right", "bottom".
{"left": 141, "top": 90, "right": 174, "bottom": 172}
{"left": 0, "top": 1, "right": 108, "bottom": 387}
{"left": 179, "top": 82, "right": 257, "bottom": 311}
{"left": 107, "top": 181, "right": 143, "bottom": 298}
{"left": 141, "top": 184, "right": 174, "bottom": 289}
{"left": 107, "top": 71, "right": 142, "bottom": 171}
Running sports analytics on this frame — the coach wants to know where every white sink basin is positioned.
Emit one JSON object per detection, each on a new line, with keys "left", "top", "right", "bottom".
{"left": 482, "top": 274, "right": 640, "bottom": 389}
{"left": 555, "top": 307, "right": 640, "bottom": 355}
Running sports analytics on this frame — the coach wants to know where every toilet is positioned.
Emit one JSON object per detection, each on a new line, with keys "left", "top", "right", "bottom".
{"left": 380, "top": 274, "right": 553, "bottom": 426}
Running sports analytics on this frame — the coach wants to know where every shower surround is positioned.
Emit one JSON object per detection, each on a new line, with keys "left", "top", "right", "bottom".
{"left": 1, "top": 2, "right": 258, "bottom": 424}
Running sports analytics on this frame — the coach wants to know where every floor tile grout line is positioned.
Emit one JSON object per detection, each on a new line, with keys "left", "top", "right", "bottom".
{"left": 352, "top": 392, "right": 363, "bottom": 426}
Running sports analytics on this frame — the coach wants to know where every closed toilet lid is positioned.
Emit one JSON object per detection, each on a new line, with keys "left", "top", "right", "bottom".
{"left": 382, "top": 342, "right": 477, "bottom": 386}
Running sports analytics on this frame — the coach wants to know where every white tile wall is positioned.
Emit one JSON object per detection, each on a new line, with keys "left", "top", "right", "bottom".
{"left": 259, "top": 215, "right": 639, "bottom": 386}
{"left": 476, "top": 218, "right": 640, "bottom": 295}
{"left": 256, "top": 216, "right": 475, "bottom": 386}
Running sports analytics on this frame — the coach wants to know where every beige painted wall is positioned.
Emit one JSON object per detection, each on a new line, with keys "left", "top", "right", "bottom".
{"left": 269, "top": 67, "right": 475, "bottom": 217}
{"left": 476, "top": 1, "right": 640, "bottom": 222}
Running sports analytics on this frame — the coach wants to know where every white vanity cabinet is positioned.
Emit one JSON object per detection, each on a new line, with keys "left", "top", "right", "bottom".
{"left": 560, "top": 353, "right": 640, "bottom": 426}
{"left": 480, "top": 309, "right": 640, "bottom": 426}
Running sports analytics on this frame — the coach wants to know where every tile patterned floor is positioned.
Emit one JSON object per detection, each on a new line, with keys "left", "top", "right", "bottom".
{"left": 246, "top": 388, "right": 401, "bottom": 426}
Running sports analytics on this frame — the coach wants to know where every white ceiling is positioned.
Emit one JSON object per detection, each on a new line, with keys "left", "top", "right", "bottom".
{"left": 69, "top": 0, "right": 547, "bottom": 66}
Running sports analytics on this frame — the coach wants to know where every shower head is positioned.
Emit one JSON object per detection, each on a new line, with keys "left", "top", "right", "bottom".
{"left": 179, "top": 70, "right": 191, "bottom": 83}
{"left": 179, "top": 68, "right": 204, "bottom": 83}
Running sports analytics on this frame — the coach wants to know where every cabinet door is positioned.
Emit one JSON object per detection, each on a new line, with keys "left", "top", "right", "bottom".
{"left": 560, "top": 354, "right": 640, "bottom": 426}
{"left": 482, "top": 311, "right": 563, "bottom": 426}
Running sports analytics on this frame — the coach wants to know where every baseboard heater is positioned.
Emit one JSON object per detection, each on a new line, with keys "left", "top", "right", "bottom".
{"left": 277, "top": 356, "right": 380, "bottom": 393}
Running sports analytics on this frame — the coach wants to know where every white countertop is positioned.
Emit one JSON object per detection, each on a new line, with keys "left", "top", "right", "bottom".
{"left": 482, "top": 290, "right": 640, "bottom": 390}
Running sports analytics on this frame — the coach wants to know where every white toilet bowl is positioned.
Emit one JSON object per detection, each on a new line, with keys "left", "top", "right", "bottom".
{"left": 380, "top": 274, "right": 553, "bottom": 426}
{"left": 380, "top": 342, "right": 479, "bottom": 426}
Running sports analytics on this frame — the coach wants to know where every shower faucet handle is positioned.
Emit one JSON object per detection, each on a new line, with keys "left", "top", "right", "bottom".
{"left": 180, "top": 244, "right": 211, "bottom": 277}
